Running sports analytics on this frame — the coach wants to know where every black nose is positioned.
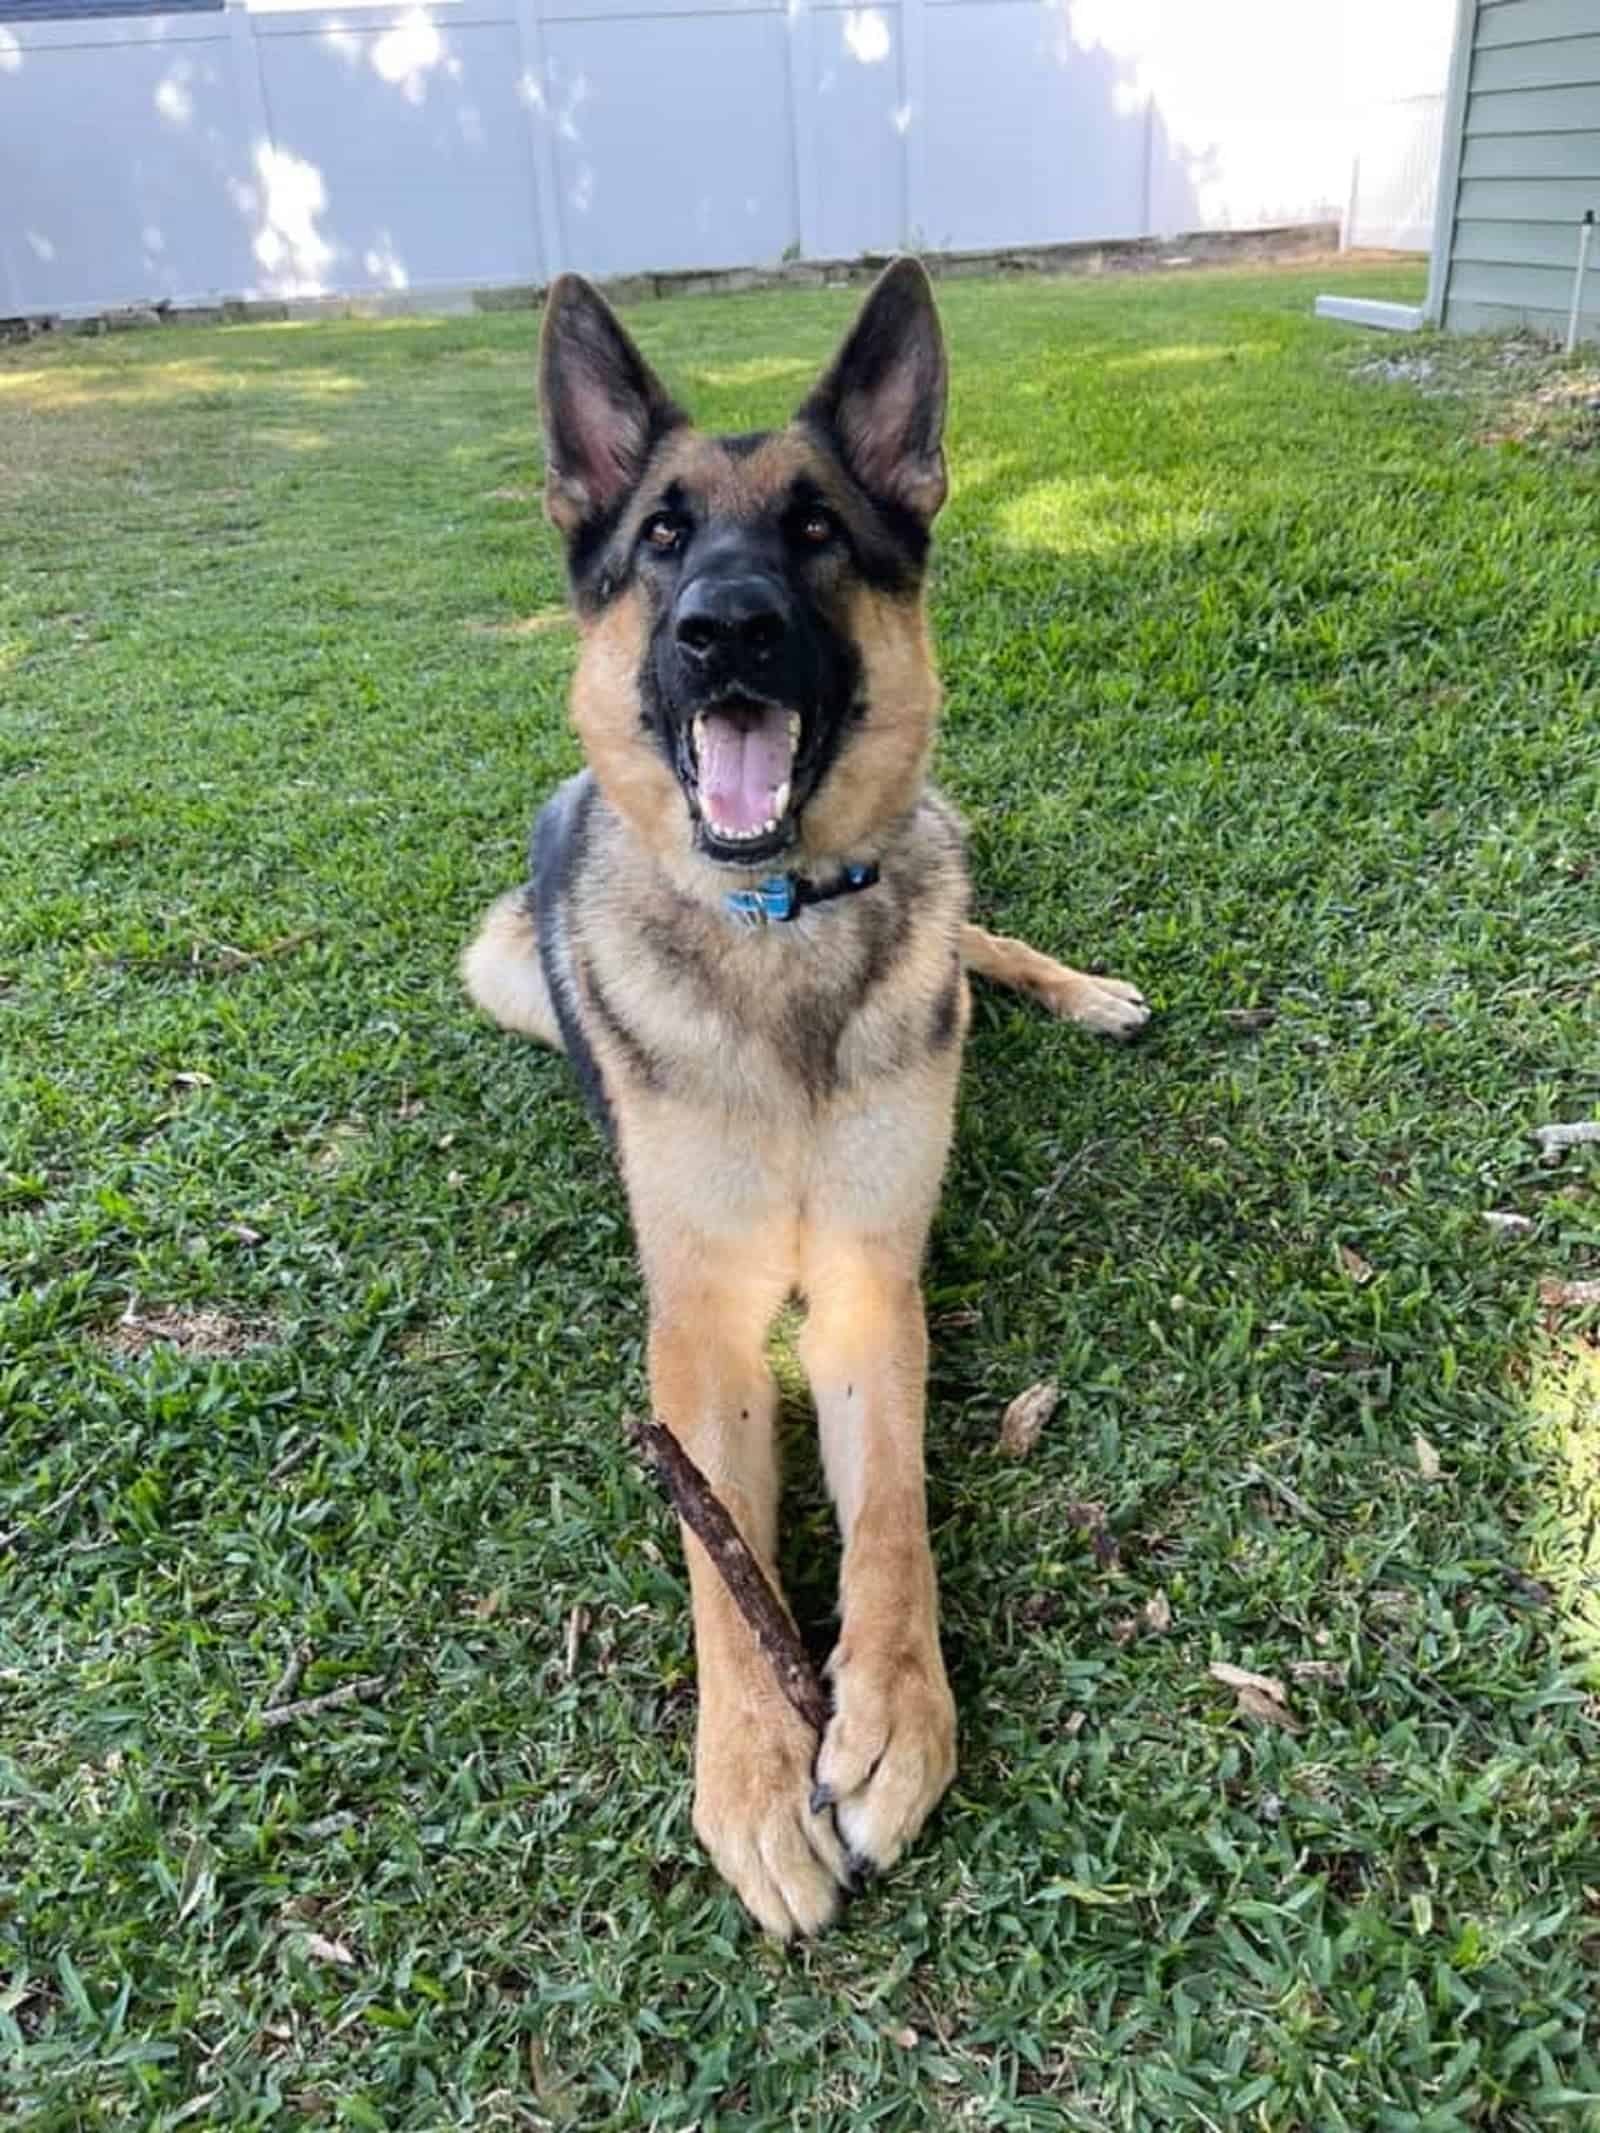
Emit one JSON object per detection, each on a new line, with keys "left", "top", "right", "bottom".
{"left": 674, "top": 574, "right": 790, "bottom": 664}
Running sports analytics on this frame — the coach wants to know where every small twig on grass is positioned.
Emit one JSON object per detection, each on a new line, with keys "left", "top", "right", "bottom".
{"left": 0, "top": 1450, "right": 116, "bottom": 1556}
{"left": 1243, "top": 1464, "right": 1326, "bottom": 1527}
{"left": 265, "top": 1639, "right": 313, "bottom": 1712}
{"left": 268, "top": 1434, "right": 313, "bottom": 1484}
{"left": 1024, "top": 1138, "right": 1115, "bottom": 1235}
{"left": 208, "top": 929, "right": 321, "bottom": 975}
{"left": 258, "top": 1674, "right": 388, "bottom": 1730}
{"left": 562, "top": 1606, "right": 590, "bottom": 1679}
{"left": 625, "top": 1414, "right": 829, "bottom": 1737}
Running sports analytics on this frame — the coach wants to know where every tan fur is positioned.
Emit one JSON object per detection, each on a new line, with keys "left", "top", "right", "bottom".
{"left": 458, "top": 891, "right": 560, "bottom": 1047}
{"left": 960, "top": 922, "right": 1150, "bottom": 1038}
{"left": 462, "top": 286, "right": 1147, "bottom": 1937}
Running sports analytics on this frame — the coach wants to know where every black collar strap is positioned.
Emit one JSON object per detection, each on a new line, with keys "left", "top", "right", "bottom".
{"left": 724, "top": 862, "right": 880, "bottom": 927}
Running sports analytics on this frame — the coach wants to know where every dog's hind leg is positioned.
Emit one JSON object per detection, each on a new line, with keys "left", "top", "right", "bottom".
{"left": 960, "top": 922, "right": 1149, "bottom": 1040}
{"left": 461, "top": 890, "right": 564, "bottom": 1049}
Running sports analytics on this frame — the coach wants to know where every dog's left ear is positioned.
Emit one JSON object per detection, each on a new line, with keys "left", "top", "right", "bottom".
{"left": 799, "top": 257, "right": 947, "bottom": 525}
{"left": 539, "top": 274, "right": 686, "bottom": 539}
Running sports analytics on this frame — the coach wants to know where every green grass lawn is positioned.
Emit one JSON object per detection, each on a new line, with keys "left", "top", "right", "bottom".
{"left": 4, "top": 257, "right": 1599, "bottom": 2132}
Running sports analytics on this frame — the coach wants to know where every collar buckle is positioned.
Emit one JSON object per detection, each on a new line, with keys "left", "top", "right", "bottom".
{"left": 725, "top": 874, "right": 798, "bottom": 927}
{"left": 724, "top": 862, "right": 879, "bottom": 928}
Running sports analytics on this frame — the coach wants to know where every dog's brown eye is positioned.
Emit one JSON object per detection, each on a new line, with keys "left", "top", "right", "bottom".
{"left": 800, "top": 511, "right": 834, "bottom": 545}
{"left": 643, "top": 514, "right": 686, "bottom": 553}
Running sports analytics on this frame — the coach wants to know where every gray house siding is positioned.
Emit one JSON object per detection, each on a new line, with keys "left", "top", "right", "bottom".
{"left": 1438, "top": 0, "right": 1600, "bottom": 339}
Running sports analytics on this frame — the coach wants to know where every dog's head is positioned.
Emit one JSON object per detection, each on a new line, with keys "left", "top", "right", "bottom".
{"left": 539, "top": 259, "right": 947, "bottom": 875}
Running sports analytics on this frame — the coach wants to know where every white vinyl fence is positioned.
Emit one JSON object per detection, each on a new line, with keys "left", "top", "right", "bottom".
{"left": 1339, "top": 0, "right": 1454, "bottom": 253}
{"left": 1, "top": 0, "right": 1368, "bottom": 320}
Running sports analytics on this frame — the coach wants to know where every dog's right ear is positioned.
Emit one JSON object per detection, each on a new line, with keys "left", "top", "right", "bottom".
{"left": 539, "top": 275, "right": 686, "bottom": 539}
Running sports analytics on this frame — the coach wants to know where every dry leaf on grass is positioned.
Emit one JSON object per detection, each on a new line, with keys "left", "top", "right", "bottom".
{"left": 1534, "top": 1120, "right": 1600, "bottom": 1161}
{"left": 1413, "top": 1433, "right": 1442, "bottom": 1483}
{"left": 1540, "top": 1276, "right": 1600, "bottom": 1309}
{"left": 1065, "top": 1500, "right": 1119, "bottom": 1568}
{"left": 1289, "top": 1658, "right": 1348, "bottom": 1686}
{"left": 175, "top": 1838, "right": 216, "bottom": 1925}
{"left": 1338, "top": 1244, "right": 1375, "bottom": 1285}
{"left": 1483, "top": 1210, "right": 1533, "bottom": 1236}
{"left": 1235, "top": 1684, "right": 1298, "bottom": 1729}
{"left": 302, "top": 1933, "right": 356, "bottom": 1968}
{"left": 1143, "top": 1588, "right": 1173, "bottom": 1633}
{"left": 998, "top": 1380, "right": 1058, "bottom": 1457}
{"left": 1209, "top": 1661, "right": 1299, "bottom": 1730}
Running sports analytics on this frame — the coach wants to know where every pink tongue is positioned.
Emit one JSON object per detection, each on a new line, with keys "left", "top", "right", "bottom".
{"left": 698, "top": 705, "right": 794, "bottom": 835}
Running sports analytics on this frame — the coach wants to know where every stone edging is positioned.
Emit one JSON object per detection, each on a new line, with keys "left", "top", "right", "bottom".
{"left": 5, "top": 224, "right": 1341, "bottom": 339}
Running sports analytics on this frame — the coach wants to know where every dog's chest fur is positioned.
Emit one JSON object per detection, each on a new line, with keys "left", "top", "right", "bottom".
{"left": 540, "top": 772, "right": 969, "bottom": 1129}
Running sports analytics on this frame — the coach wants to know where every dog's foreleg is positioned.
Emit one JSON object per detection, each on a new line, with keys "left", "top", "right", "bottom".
{"left": 798, "top": 1228, "right": 957, "bottom": 1876}
{"left": 632, "top": 1194, "right": 850, "bottom": 1939}
{"left": 960, "top": 921, "right": 1148, "bottom": 1039}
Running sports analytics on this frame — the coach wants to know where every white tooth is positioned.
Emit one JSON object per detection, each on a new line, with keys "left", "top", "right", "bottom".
{"left": 787, "top": 713, "right": 801, "bottom": 747}
{"left": 772, "top": 779, "right": 791, "bottom": 819}
{"left": 693, "top": 714, "right": 706, "bottom": 754}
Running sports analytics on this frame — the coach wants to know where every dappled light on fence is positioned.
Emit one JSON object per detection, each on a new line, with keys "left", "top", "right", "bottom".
{"left": 0, "top": 0, "right": 1394, "bottom": 321}
{"left": 251, "top": 145, "right": 338, "bottom": 294}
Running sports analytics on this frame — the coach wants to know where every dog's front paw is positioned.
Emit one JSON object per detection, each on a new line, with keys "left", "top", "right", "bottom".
{"left": 693, "top": 1689, "right": 850, "bottom": 1939}
{"left": 815, "top": 1636, "right": 956, "bottom": 1874}
{"left": 1047, "top": 970, "right": 1150, "bottom": 1041}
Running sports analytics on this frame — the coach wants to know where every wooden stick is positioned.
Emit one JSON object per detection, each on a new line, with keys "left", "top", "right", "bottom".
{"left": 259, "top": 1674, "right": 388, "bottom": 1730}
{"left": 626, "top": 1415, "right": 829, "bottom": 1737}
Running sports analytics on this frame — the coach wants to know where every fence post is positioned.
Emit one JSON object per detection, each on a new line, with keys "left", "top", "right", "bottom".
{"left": 901, "top": 0, "right": 928, "bottom": 251}
{"left": 513, "top": 0, "right": 566, "bottom": 282}
{"left": 226, "top": 0, "right": 274, "bottom": 295}
{"left": 784, "top": 0, "right": 820, "bottom": 262}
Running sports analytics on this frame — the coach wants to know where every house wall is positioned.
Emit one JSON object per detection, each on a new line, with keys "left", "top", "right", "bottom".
{"left": 0, "top": 0, "right": 1353, "bottom": 320}
{"left": 1437, "top": 0, "right": 1600, "bottom": 339}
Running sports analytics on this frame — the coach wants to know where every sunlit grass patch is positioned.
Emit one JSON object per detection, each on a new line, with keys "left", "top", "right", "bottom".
{"left": 1526, "top": 1340, "right": 1600, "bottom": 1682}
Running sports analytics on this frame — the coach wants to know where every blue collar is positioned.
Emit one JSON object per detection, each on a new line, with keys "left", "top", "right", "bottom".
{"left": 725, "top": 861, "right": 879, "bottom": 927}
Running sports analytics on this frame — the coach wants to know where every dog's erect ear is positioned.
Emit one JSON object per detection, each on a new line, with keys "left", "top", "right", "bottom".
{"left": 539, "top": 275, "right": 686, "bottom": 538}
{"left": 799, "top": 257, "right": 947, "bottom": 525}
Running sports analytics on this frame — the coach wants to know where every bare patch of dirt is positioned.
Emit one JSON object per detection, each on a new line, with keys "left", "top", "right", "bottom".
{"left": 1349, "top": 331, "right": 1600, "bottom": 455}
{"left": 103, "top": 1305, "right": 278, "bottom": 1359}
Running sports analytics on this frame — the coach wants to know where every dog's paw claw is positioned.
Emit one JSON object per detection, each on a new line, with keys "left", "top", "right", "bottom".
{"left": 1053, "top": 973, "right": 1151, "bottom": 1040}
{"left": 815, "top": 1641, "right": 956, "bottom": 1875}
{"left": 695, "top": 1698, "right": 851, "bottom": 1939}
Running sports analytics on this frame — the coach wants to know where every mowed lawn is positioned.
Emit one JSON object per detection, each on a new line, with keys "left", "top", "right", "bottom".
{"left": 3, "top": 258, "right": 1599, "bottom": 2132}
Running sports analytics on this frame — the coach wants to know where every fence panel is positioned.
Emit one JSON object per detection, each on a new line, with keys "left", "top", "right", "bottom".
{"left": 2, "top": 0, "right": 1364, "bottom": 318}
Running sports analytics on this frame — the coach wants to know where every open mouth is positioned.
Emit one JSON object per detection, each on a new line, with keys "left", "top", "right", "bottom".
{"left": 685, "top": 698, "right": 802, "bottom": 862}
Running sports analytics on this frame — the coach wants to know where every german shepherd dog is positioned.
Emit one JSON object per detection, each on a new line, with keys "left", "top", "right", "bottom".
{"left": 462, "top": 260, "right": 1147, "bottom": 1936}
